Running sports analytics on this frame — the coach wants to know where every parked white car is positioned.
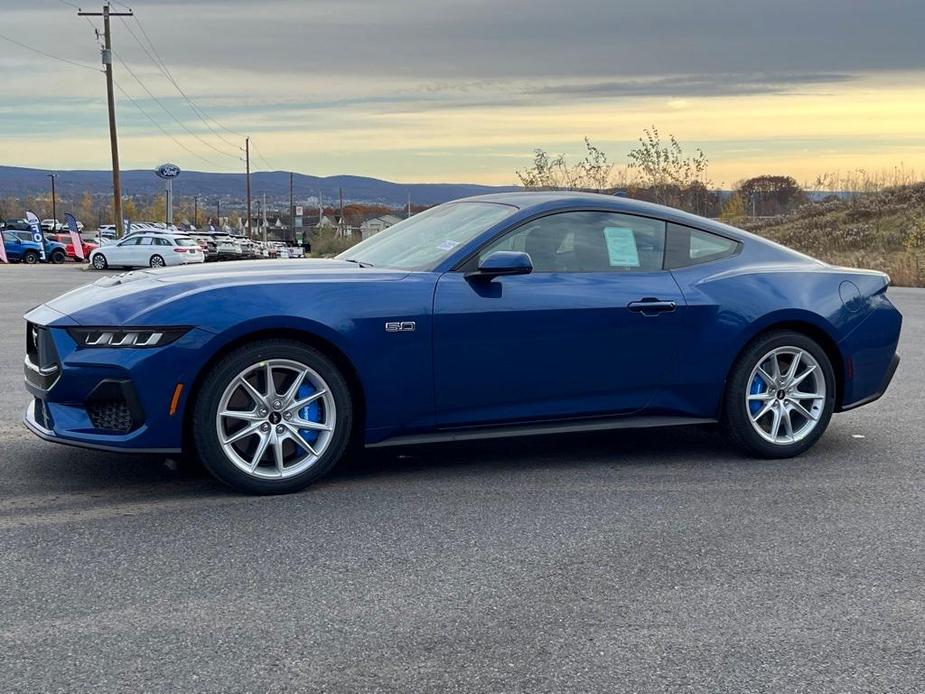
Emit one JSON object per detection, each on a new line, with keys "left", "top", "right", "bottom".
{"left": 89, "top": 233, "right": 205, "bottom": 270}
{"left": 212, "top": 234, "right": 242, "bottom": 257}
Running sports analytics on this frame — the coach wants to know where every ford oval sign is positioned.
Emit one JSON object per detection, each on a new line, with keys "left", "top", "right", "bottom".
{"left": 155, "top": 163, "right": 181, "bottom": 179}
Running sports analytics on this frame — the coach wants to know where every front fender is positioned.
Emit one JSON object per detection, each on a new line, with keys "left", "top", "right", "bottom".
{"left": 158, "top": 277, "right": 439, "bottom": 442}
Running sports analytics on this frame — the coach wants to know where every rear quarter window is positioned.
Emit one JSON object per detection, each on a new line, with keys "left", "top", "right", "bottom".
{"left": 666, "top": 223, "right": 740, "bottom": 269}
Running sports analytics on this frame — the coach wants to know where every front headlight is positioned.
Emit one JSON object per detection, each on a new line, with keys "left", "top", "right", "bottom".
{"left": 68, "top": 327, "right": 190, "bottom": 348}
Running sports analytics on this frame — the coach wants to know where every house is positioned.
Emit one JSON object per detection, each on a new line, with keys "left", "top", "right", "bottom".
{"left": 360, "top": 214, "right": 403, "bottom": 240}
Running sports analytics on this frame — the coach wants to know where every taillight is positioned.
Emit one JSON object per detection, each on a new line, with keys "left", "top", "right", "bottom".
{"left": 173, "top": 247, "right": 187, "bottom": 253}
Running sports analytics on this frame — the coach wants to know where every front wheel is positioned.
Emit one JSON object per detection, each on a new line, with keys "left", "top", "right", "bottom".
{"left": 192, "top": 339, "right": 354, "bottom": 494}
{"left": 723, "top": 330, "right": 835, "bottom": 458}
{"left": 92, "top": 253, "right": 107, "bottom": 270}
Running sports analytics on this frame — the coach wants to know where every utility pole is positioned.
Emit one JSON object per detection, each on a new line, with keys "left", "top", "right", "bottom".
{"left": 216, "top": 199, "right": 220, "bottom": 228}
{"left": 289, "top": 172, "right": 294, "bottom": 243}
{"left": 47, "top": 174, "right": 58, "bottom": 227}
{"left": 338, "top": 187, "right": 344, "bottom": 237}
{"left": 262, "top": 192, "right": 268, "bottom": 242}
{"left": 245, "top": 137, "right": 252, "bottom": 239}
{"left": 78, "top": 3, "right": 133, "bottom": 237}
{"left": 193, "top": 195, "right": 199, "bottom": 228}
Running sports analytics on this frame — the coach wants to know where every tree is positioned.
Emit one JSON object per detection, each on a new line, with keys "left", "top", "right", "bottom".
{"left": 627, "top": 126, "right": 709, "bottom": 207}
{"left": 516, "top": 137, "right": 618, "bottom": 192}
{"left": 720, "top": 192, "right": 748, "bottom": 222}
{"left": 737, "top": 175, "right": 806, "bottom": 216}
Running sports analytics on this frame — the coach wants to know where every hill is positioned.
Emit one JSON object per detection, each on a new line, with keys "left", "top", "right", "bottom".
{"left": 740, "top": 183, "right": 925, "bottom": 287}
{"left": 0, "top": 166, "right": 518, "bottom": 206}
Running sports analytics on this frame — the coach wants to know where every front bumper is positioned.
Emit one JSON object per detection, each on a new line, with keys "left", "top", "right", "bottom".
{"left": 23, "top": 399, "right": 180, "bottom": 454}
{"left": 21, "top": 315, "right": 214, "bottom": 454}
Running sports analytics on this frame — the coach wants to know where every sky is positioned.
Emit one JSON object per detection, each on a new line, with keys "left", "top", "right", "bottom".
{"left": 1, "top": 0, "right": 925, "bottom": 187}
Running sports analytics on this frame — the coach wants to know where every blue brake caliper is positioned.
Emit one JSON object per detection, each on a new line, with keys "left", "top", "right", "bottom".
{"left": 295, "top": 383, "right": 321, "bottom": 453}
{"left": 749, "top": 374, "right": 765, "bottom": 415}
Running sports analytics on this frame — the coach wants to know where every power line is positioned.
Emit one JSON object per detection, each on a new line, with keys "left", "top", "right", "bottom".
{"left": 112, "top": 48, "right": 240, "bottom": 160}
{"left": 119, "top": 14, "right": 244, "bottom": 147}
{"left": 0, "top": 31, "right": 101, "bottom": 72}
{"left": 249, "top": 139, "right": 276, "bottom": 171}
{"left": 113, "top": 79, "right": 227, "bottom": 168}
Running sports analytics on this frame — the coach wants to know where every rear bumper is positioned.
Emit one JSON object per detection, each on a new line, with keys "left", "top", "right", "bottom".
{"left": 840, "top": 352, "right": 900, "bottom": 411}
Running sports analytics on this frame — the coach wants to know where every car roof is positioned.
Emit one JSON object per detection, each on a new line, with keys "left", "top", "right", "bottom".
{"left": 455, "top": 190, "right": 769, "bottom": 243}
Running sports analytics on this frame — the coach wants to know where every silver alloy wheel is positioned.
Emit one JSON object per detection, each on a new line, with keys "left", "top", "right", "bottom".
{"left": 150, "top": 255, "right": 165, "bottom": 268}
{"left": 746, "top": 346, "right": 826, "bottom": 445}
{"left": 93, "top": 254, "right": 106, "bottom": 269}
{"left": 215, "top": 358, "right": 336, "bottom": 479}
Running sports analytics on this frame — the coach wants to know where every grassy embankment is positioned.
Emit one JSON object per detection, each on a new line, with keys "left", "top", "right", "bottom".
{"left": 740, "top": 183, "right": 925, "bottom": 287}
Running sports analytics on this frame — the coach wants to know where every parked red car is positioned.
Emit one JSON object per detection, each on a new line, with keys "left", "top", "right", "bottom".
{"left": 49, "top": 234, "right": 98, "bottom": 262}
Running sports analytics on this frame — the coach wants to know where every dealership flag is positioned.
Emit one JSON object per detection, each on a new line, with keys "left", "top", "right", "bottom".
{"left": 64, "top": 213, "right": 84, "bottom": 260}
{"left": 0, "top": 230, "right": 7, "bottom": 263}
{"left": 25, "top": 210, "right": 46, "bottom": 261}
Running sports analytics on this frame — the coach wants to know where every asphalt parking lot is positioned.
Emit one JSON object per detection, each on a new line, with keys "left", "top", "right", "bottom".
{"left": 1, "top": 263, "right": 922, "bottom": 693}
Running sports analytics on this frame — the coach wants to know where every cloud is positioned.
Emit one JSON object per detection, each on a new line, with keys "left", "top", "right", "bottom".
{"left": 529, "top": 73, "right": 857, "bottom": 99}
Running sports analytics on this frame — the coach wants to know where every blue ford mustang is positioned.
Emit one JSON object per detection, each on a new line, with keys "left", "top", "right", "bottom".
{"left": 23, "top": 192, "right": 902, "bottom": 494}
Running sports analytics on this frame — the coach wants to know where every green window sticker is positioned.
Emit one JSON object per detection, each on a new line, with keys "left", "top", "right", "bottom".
{"left": 602, "top": 227, "right": 640, "bottom": 267}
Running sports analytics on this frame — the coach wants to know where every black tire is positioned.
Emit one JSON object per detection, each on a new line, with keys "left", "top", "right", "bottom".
{"left": 723, "top": 330, "right": 836, "bottom": 458}
{"left": 23, "top": 250, "right": 39, "bottom": 265}
{"left": 92, "top": 253, "right": 107, "bottom": 270}
{"left": 192, "top": 339, "right": 354, "bottom": 494}
{"left": 50, "top": 249, "right": 66, "bottom": 264}
{"left": 150, "top": 254, "right": 165, "bottom": 268}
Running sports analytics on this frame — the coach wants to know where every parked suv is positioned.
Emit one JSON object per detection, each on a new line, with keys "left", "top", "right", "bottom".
{"left": 8, "top": 229, "right": 68, "bottom": 263}
{"left": 3, "top": 230, "right": 45, "bottom": 263}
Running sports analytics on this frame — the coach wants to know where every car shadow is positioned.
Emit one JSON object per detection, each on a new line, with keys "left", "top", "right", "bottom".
{"left": 11, "top": 424, "right": 734, "bottom": 500}
{"left": 328, "top": 424, "right": 734, "bottom": 483}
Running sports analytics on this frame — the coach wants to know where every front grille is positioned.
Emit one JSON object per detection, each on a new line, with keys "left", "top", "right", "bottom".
{"left": 24, "top": 323, "right": 60, "bottom": 391}
{"left": 87, "top": 400, "right": 134, "bottom": 433}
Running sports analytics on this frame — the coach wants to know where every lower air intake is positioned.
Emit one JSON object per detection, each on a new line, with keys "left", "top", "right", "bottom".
{"left": 87, "top": 400, "right": 134, "bottom": 433}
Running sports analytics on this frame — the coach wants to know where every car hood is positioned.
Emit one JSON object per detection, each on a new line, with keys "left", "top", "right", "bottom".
{"left": 37, "top": 258, "right": 409, "bottom": 325}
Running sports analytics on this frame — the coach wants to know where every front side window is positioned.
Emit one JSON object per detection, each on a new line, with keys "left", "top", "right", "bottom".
{"left": 336, "top": 201, "right": 516, "bottom": 271}
{"left": 475, "top": 211, "right": 666, "bottom": 273}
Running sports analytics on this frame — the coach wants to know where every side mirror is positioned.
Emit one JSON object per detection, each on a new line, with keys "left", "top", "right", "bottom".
{"left": 466, "top": 251, "right": 533, "bottom": 280}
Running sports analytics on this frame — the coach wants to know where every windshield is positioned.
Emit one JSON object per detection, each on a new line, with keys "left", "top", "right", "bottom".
{"left": 337, "top": 201, "right": 516, "bottom": 271}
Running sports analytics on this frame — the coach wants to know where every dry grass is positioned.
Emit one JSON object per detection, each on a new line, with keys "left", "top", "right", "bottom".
{"left": 738, "top": 182, "right": 925, "bottom": 287}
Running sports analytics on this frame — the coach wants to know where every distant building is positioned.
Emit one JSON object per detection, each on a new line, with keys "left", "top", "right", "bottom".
{"left": 360, "top": 214, "right": 403, "bottom": 240}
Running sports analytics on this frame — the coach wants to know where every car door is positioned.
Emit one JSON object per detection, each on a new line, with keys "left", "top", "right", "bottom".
{"left": 109, "top": 236, "right": 140, "bottom": 265}
{"left": 433, "top": 210, "right": 685, "bottom": 428}
{"left": 3, "top": 232, "right": 22, "bottom": 261}
{"left": 136, "top": 236, "right": 158, "bottom": 266}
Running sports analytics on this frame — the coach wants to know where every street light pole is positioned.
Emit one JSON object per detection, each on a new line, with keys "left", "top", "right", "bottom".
{"left": 47, "top": 174, "right": 57, "bottom": 229}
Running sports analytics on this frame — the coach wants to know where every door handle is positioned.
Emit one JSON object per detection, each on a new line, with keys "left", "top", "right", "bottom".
{"left": 627, "top": 298, "right": 676, "bottom": 316}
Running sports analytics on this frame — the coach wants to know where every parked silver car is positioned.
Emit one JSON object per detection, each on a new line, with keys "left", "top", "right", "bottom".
{"left": 89, "top": 233, "right": 205, "bottom": 269}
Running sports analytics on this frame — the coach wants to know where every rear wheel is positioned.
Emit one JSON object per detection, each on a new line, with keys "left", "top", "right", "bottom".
{"left": 723, "top": 330, "right": 835, "bottom": 458}
{"left": 23, "top": 250, "right": 39, "bottom": 264}
{"left": 192, "top": 339, "right": 353, "bottom": 494}
{"left": 92, "top": 253, "right": 107, "bottom": 270}
{"left": 150, "top": 254, "right": 165, "bottom": 268}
